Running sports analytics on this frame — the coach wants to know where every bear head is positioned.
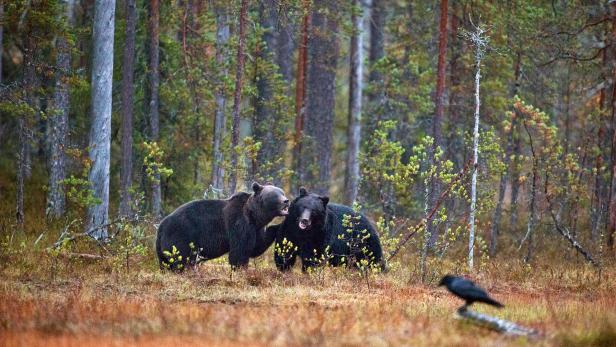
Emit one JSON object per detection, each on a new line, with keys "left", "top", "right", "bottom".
{"left": 290, "top": 187, "right": 330, "bottom": 231}
{"left": 250, "top": 182, "right": 290, "bottom": 220}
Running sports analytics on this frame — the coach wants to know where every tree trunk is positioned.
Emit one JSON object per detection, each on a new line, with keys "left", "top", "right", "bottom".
{"left": 86, "top": 0, "right": 115, "bottom": 240}
{"left": 148, "top": 0, "right": 161, "bottom": 218}
{"left": 211, "top": 2, "right": 230, "bottom": 195}
{"left": 228, "top": 0, "right": 248, "bottom": 193}
{"left": 254, "top": 1, "right": 278, "bottom": 183}
{"left": 490, "top": 52, "right": 521, "bottom": 256}
{"left": 608, "top": 0, "right": 616, "bottom": 251}
{"left": 0, "top": 1, "right": 3, "bottom": 85}
{"left": 365, "top": 0, "right": 385, "bottom": 136}
{"left": 47, "top": 0, "right": 75, "bottom": 219}
{"left": 344, "top": 0, "right": 366, "bottom": 204}
{"left": 592, "top": 38, "right": 608, "bottom": 244}
{"left": 592, "top": 123, "right": 606, "bottom": 243}
{"left": 446, "top": 2, "right": 466, "bottom": 169}
{"left": 294, "top": 1, "right": 310, "bottom": 184}
{"left": 421, "top": 0, "right": 448, "bottom": 278}
{"left": 427, "top": 0, "right": 448, "bottom": 239}
{"left": 187, "top": 1, "right": 204, "bottom": 188}
{"left": 509, "top": 132, "right": 522, "bottom": 227}
{"left": 520, "top": 120, "right": 538, "bottom": 263}
{"left": 433, "top": 0, "right": 448, "bottom": 149}
{"left": 468, "top": 26, "right": 487, "bottom": 270}
{"left": 120, "top": 0, "right": 136, "bottom": 216}
{"left": 302, "top": 0, "right": 339, "bottom": 195}
{"left": 524, "top": 154, "right": 538, "bottom": 263}
{"left": 276, "top": 5, "right": 294, "bottom": 84}
{"left": 17, "top": 115, "right": 27, "bottom": 226}
{"left": 17, "top": 35, "right": 37, "bottom": 227}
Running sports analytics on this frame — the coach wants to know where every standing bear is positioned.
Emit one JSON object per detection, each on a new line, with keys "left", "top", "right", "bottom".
{"left": 156, "top": 182, "right": 289, "bottom": 270}
{"left": 271, "top": 187, "right": 385, "bottom": 272}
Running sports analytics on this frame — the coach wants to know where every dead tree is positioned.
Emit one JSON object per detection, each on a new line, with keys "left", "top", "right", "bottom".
{"left": 465, "top": 23, "right": 489, "bottom": 270}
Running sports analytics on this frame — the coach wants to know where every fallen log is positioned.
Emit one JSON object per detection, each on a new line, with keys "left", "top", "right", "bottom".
{"left": 57, "top": 252, "right": 105, "bottom": 260}
{"left": 456, "top": 306, "right": 539, "bottom": 337}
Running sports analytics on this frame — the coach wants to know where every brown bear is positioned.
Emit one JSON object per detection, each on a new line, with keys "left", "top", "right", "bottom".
{"left": 156, "top": 182, "right": 289, "bottom": 270}
{"left": 271, "top": 187, "right": 385, "bottom": 272}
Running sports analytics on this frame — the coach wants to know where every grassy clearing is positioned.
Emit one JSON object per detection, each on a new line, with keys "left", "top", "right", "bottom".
{"left": 1, "top": 175, "right": 614, "bottom": 346}
{"left": 1, "top": 240, "right": 615, "bottom": 347}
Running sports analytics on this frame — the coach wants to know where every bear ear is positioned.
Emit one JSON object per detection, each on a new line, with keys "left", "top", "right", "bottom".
{"left": 299, "top": 187, "right": 308, "bottom": 197}
{"left": 320, "top": 196, "right": 330, "bottom": 207}
{"left": 252, "top": 182, "right": 264, "bottom": 194}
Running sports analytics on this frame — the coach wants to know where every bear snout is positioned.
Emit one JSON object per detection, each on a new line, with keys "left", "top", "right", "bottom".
{"left": 279, "top": 198, "right": 290, "bottom": 216}
{"left": 298, "top": 209, "right": 312, "bottom": 230}
{"left": 299, "top": 218, "right": 311, "bottom": 230}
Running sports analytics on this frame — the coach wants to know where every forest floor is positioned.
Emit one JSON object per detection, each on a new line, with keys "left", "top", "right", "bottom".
{"left": 1, "top": 250, "right": 615, "bottom": 347}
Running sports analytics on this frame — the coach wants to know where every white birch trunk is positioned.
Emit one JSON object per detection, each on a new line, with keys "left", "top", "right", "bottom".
{"left": 467, "top": 25, "right": 488, "bottom": 270}
{"left": 86, "top": 0, "right": 115, "bottom": 239}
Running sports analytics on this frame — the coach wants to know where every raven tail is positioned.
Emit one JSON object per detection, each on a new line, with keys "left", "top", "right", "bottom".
{"left": 484, "top": 297, "right": 504, "bottom": 308}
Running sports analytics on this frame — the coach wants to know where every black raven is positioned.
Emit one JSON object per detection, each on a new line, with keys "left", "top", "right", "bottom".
{"left": 439, "top": 275, "right": 504, "bottom": 310}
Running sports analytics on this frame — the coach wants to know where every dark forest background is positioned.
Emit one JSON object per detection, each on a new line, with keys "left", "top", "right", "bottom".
{"left": 1, "top": 0, "right": 616, "bottom": 275}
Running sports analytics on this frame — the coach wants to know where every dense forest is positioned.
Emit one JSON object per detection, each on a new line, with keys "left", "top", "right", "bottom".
{"left": 1, "top": 1, "right": 616, "bottom": 345}
{"left": 3, "top": 0, "right": 615, "bottom": 270}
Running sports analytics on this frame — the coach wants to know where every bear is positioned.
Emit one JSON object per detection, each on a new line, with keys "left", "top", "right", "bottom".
{"left": 271, "top": 187, "right": 385, "bottom": 272}
{"left": 156, "top": 182, "right": 289, "bottom": 270}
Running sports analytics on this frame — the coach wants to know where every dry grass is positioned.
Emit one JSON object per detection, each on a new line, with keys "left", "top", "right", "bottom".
{"left": 1, "top": 250, "right": 616, "bottom": 347}
{"left": 1, "top": 172, "right": 615, "bottom": 346}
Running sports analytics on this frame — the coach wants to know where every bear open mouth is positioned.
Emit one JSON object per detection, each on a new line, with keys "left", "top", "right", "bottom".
{"left": 299, "top": 220, "right": 310, "bottom": 230}
{"left": 280, "top": 206, "right": 289, "bottom": 215}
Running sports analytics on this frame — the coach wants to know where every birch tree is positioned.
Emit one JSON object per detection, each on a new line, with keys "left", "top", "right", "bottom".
{"left": 86, "top": 0, "right": 115, "bottom": 239}
{"left": 466, "top": 24, "right": 488, "bottom": 270}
